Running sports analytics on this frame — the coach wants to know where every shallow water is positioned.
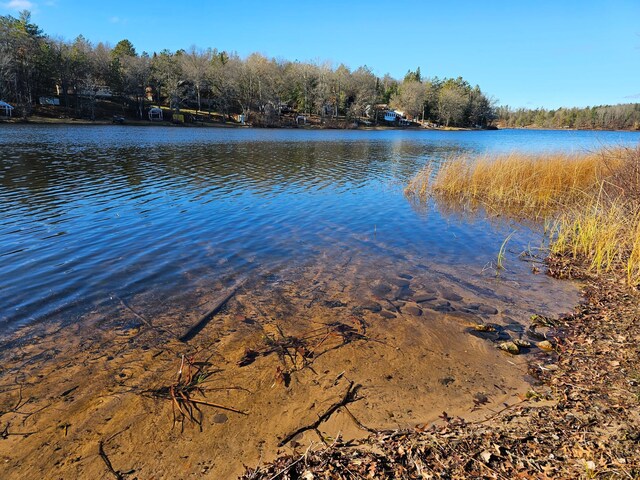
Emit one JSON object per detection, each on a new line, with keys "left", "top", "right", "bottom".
{"left": 1, "top": 125, "right": 639, "bottom": 332}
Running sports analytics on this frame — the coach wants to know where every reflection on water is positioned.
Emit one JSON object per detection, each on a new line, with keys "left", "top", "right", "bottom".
{"left": 1, "top": 125, "right": 639, "bottom": 332}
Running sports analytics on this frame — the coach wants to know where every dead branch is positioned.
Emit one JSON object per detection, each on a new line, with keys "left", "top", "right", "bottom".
{"left": 278, "top": 381, "right": 361, "bottom": 447}
{"left": 98, "top": 440, "right": 124, "bottom": 480}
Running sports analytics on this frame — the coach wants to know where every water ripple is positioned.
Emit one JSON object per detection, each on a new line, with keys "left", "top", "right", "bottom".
{"left": 1, "top": 126, "right": 640, "bottom": 331}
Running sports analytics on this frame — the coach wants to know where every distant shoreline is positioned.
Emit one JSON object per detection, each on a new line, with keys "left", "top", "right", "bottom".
{"left": 0, "top": 116, "right": 473, "bottom": 131}
{"left": 3, "top": 117, "right": 640, "bottom": 133}
{"left": 499, "top": 124, "right": 640, "bottom": 133}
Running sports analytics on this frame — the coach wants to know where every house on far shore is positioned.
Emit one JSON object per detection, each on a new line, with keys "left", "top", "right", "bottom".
{"left": 382, "top": 108, "right": 411, "bottom": 125}
{"left": 384, "top": 110, "right": 400, "bottom": 122}
{"left": 0, "top": 101, "right": 14, "bottom": 118}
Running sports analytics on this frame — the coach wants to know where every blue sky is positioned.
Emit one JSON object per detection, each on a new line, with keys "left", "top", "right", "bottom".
{"left": 2, "top": 0, "right": 639, "bottom": 109}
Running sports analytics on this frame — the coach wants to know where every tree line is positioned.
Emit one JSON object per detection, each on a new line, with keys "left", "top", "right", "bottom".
{"left": 0, "top": 10, "right": 496, "bottom": 127}
{"left": 497, "top": 104, "right": 640, "bottom": 131}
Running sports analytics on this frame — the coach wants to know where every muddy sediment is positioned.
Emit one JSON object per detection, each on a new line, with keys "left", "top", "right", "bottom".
{"left": 0, "top": 250, "right": 579, "bottom": 479}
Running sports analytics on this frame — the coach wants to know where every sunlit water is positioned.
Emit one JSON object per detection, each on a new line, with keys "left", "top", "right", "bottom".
{"left": 1, "top": 125, "right": 639, "bottom": 333}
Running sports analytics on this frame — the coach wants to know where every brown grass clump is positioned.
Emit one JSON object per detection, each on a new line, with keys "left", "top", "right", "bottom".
{"left": 406, "top": 151, "right": 616, "bottom": 217}
{"left": 406, "top": 146, "right": 640, "bottom": 285}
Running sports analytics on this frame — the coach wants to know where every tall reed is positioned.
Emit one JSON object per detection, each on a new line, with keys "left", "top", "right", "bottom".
{"left": 406, "top": 147, "right": 640, "bottom": 285}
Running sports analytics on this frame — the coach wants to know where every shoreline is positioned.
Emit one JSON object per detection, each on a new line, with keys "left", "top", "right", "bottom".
{"left": 3, "top": 117, "right": 639, "bottom": 133}
{"left": 242, "top": 257, "right": 640, "bottom": 478}
{"left": 0, "top": 246, "right": 578, "bottom": 479}
{"left": 1, "top": 116, "right": 468, "bottom": 131}
{"left": 498, "top": 125, "right": 640, "bottom": 133}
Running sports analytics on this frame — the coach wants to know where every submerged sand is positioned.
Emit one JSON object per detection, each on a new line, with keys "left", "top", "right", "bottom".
{"left": 0, "top": 249, "right": 579, "bottom": 479}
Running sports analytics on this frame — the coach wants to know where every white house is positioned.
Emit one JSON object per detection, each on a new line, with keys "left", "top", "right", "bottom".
{"left": 0, "top": 101, "right": 14, "bottom": 118}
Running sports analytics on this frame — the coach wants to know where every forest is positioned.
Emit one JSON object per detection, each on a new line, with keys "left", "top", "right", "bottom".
{"left": 496, "top": 104, "right": 640, "bottom": 131}
{"left": 0, "top": 11, "right": 495, "bottom": 127}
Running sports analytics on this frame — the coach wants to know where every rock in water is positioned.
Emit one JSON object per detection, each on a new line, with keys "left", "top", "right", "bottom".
{"left": 440, "top": 288, "right": 463, "bottom": 301}
{"left": 413, "top": 292, "right": 438, "bottom": 303}
{"left": 537, "top": 340, "right": 554, "bottom": 351}
{"left": 403, "top": 305, "right": 423, "bottom": 316}
{"left": 498, "top": 341, "right": 520, "bottom": 354}
{"left": 361, "top": 300, "right": 382, "bottom": 312}
{"left": 478, "top": 304, "right": 499, "bottom": 315}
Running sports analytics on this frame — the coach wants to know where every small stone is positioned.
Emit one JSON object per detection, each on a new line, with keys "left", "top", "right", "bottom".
{"left": 379, "top": 310, "right": 397, "bottom": 319}
{"left": 530, "top": 314, "right": 555, "bottom": 327}
{"left": 436, "top": 306, "right": 454, "bottom": 312}
{"left": 478, "top": 305, "right": 499, "bottom": 315}
{"left": 440, "top": 289, "right": 462, "bottom": 301}
{"left": 432, "top": 301, "right": 453, "bottom": 313}
{"left": 413, "top": 292, "right": 438, "bottom": 303}
{"left": 530, "top": 325, "right": 552, "bottom": 339}
{"left": 498, "top": 341, "right": 520, "bottom": 354}
{"left": 466, "top": 303, "right": 481, "bottom": 310}
{"left": 537, "top": 340, "right": 554, "bottom": 351}
{"left": 473, "top": 324, "right": 496, "bottom": 332}
{"left": 361, "top": 301, "right": 382, "bottom": 312}
{"left": 323, "top": 300, "right": 347, "bottom": 308}
{"left": 439, "top": 376, "right": 455, "bottom": 386}
{"left": 398, "top": 273, "right": 413, "bottom": 280}
{"left": 526, "top": 326, "right": 546, "bottom": 341}
{"left": 212, "top": 413, "right": 228, "bottom": 424}
{"left": 513, "top": 339, "right": 531, "bottom": 348}
{"left": 403, "top": 305, "right": 423, "bottom": 316}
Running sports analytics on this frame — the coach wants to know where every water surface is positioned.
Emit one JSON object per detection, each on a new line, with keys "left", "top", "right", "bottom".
{"left": 1, "top": 125, "right": 639, "bottom": 332}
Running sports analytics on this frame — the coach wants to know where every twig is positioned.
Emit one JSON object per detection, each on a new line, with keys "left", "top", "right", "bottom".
{"left": 98, "top": 440, "right": 124, "bottom": 480}
{"left": 156, "top": 394, "right": 248, "bottom": 416}
{"left": 0, "top": 422, "right": 37, "bottom": 438}
{"left": 181, "top": 398, "right": 248, "bottom": 415}
{"left": 343, "top": 405, "right": 376, "bottom": 433}
{"left": 278, "top": 381, "right": 361, "bottom": 447}
{"left": 116, "top": 296, "right": 155, "bottom": 329}
{"left": 469, "top": 398, "right": 528, "bottom": 425}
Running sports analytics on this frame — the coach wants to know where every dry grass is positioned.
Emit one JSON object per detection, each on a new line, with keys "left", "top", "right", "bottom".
{"left": 406, "top": 146, "right": 640, "bottom": 285}
{"left": 550, "top": 202, "right": 640, "bottom": 284}
{"left": 406, "top": 151, "right": 617, "bottom": 217}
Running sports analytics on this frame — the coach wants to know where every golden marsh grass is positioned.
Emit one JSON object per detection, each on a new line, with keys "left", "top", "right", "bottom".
{"left": 406, "top": 147, "right": 640, "bottom": 284}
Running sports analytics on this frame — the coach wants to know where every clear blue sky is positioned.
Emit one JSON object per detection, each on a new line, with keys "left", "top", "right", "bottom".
{"left": 2, "top": 0, "right": 639, "bottom": 109}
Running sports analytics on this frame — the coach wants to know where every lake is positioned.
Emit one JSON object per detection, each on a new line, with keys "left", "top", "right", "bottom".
{"left": 1, "top": 125, "right": 639, "bottom": 334}
{"left": 4, "top": 124, "right": 640, "bottom": 479}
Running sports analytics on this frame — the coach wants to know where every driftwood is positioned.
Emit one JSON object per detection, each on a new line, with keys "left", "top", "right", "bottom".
{"left": 179, "top": 286, "right": 240, "bottom": 342}
{"left": 278, "top": 381, "right": 361, "bottom": 447}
